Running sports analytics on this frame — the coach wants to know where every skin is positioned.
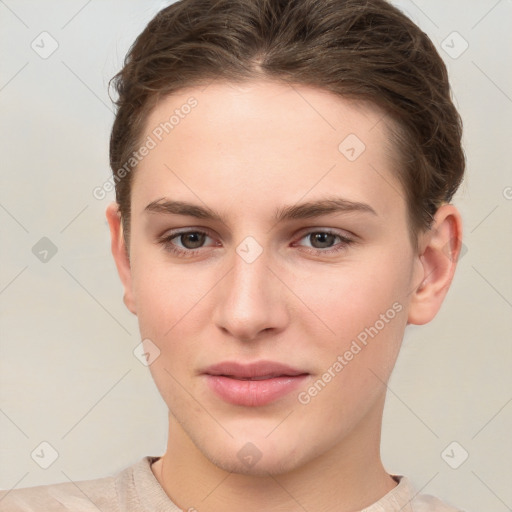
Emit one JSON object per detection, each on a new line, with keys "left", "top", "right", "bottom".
{"left": 106, "top": 80, "right": 463, "bottom": 512}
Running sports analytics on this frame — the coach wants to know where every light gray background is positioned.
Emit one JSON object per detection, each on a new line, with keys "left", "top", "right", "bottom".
{"left": 1, "top": 1, "right": 511, "bottom": 510}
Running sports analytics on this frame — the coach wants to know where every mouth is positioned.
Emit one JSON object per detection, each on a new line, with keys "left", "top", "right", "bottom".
{"left": 202, "top": 360, "right": 308, "bottom": 379}
{"left": 224, "top": 374, "right": 298, "bottom": 381}
{"left": 201, "top": 360, "right": 310, "bottom": 406}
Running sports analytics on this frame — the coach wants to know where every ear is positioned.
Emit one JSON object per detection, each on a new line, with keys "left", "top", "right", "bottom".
{"left": 407, "top": 204, "right": 463, "bottom": 325}
{"left": 105, "top": 202, "right": 137, "bottom": 315}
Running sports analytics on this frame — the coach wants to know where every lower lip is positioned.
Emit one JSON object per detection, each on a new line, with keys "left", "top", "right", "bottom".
{"left": 204, "top": 374, "right": 309, "bottom": 407}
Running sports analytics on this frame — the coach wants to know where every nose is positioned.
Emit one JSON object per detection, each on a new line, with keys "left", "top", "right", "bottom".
{"left": 212, "top": 244, "right": 289, "bottom": 342}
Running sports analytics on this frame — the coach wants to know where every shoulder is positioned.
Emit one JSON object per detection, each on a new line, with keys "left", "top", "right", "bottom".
{"left": 0, "top": 478, "right": 115, "bottom": 512}
{"left": 0, "top": 460, "right": 135, "bottom": 512}
{"left": 370, "top": 475, "right": 464, "bottom": 512}
{"left": 402, "top": 477, "right": 464, "bottom": 512}
{"left": 412, "top": 492, "right": 464, "bottom": 512}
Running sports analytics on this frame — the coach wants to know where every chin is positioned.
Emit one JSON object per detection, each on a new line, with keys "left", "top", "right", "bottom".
{"left": 200, "top": 434, "right": 309, "bottom": 477}
{"left": 211, "top": 449, "right": 305, "bottom": 477}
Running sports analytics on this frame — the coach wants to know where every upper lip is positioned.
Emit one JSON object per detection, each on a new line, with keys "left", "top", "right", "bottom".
{"left": 201, "top": 360, "right": 308, "bottom": 380}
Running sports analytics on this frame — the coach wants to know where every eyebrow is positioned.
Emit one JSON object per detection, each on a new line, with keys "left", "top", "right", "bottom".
{"left": 144, "top": 196, "right": 378, "bottom": 223}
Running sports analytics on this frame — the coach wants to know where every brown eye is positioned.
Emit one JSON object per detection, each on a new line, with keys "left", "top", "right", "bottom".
{"left": 308, "top": 232, "right": 337, "bottom": 249}
{"left": 158, "top": 230, "right": 215, "bottom": 257}
{"left": 178, "top": 232, "right": 206, "bottom": 249}
{"left": 294, "top": 229, "right": 355, "bottom": 255}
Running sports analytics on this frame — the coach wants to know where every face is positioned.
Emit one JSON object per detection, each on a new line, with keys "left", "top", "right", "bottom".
{"left": 113, "top": 80, "right": 427, "bottom": 475}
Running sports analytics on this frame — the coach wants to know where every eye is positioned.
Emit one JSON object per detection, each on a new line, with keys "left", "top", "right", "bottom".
{"left": 174, "top": 231, "right": 208, "bottom": 249}
{"left": 157, "top": 228, "right": 355, "bottom": 258}
{"left": 294, "top": 230, "right": 355, "bottom": 254}
{"left": 157, "top": 229, "right": 216, "bottom": 257}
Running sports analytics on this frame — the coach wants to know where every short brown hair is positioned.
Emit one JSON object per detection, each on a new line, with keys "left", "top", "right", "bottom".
{"left": 109, "top": 0, "right": 464, "bottom": 250}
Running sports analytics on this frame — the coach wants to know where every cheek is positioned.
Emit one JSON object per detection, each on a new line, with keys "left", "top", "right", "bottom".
{"left": 292, "top": 252, "right": 409, "bottom": 340}
{"left": 130, "top": 260, "right": 217, "bottom": 384}
{"left": 291, "top": 252, "right": 410, "bottom": 397}
{"left": 131, "top": 265, "right": 204, "bottom": 411}
{"left": 295, "top": 278, "right": 407, "bottom": 432}
{"left": 131, "top": 255, "right": 206, "bottom": 337}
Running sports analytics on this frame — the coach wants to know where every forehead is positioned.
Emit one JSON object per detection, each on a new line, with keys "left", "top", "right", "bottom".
{"left": 133, "top": 80, "right": 404, "bottom": 222}
{"left": 144, "top": 80, "right": 390, "bottom": 147}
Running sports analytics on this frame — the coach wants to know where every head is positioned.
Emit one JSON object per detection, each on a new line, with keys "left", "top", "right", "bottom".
{"left": 106, "top": 0, "right": 464, "bottom": 475}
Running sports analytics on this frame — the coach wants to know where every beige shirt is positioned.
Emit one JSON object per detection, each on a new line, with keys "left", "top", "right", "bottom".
{"left": 0, "top": 456, "right": 461, "bottom": 511}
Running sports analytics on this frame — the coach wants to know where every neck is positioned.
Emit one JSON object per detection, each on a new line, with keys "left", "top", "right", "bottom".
{"left": 152, "top": 399, "right": 396, "bottom": 512}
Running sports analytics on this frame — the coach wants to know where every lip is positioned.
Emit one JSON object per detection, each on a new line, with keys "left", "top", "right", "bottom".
{"left": 201, "top": 360, "right": 309, "bottom": 407}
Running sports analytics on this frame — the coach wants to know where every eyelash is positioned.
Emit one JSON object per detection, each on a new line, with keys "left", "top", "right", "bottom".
{"left": 157, "top": 229, "right": 355, "bottom": 258}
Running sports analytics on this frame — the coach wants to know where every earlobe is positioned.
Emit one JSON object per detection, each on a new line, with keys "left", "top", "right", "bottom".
{"left": 105, "top": 202, "right": 137, "bottom": 315}
{"left": 407, "top": 204, "right": 463, "bottom": 325}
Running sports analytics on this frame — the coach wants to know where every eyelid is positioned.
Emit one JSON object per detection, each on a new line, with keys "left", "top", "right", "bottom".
{"left": 158, "top": 227, "right": 218, "bottom": 248}
{"left": 159, "top": 225, "right": 355, "bottom": 242}
{"left": 157, "top": 226, "right": 356, "bottom": 257}
{"left": 291, "top": 229, "right": 355, "bottom": 253}
{"left": 294, "top": 226, "right": 355, "bottom": 241}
